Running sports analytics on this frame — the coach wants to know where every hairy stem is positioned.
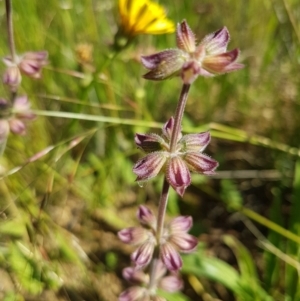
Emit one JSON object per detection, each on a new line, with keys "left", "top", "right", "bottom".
{"left": 148, "top": 178, "right": 170, "bottom": 290}
{"left": 148, "top": 83, "right": 191, "bottom": 289}
{"left": 156, "top": 177, "right": 170, "bottom": 242}
{"left": 169, "top": 84, "right": 191, "bottom": 152}
{"left": 5, "top": 0, "right": 16, "bottom": 62}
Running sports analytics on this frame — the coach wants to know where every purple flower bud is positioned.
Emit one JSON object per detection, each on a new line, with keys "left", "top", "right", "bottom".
{"left": 3, "top": 51, "right": 48, "bottom": 84}
{"left": 118, "top": 227, "right": 150, "bottom": 245}
{"left": 166, "top": 156, "right": 191, "bottom": 197}
{"left": 141, "top": 20, "right": 243, "bottom": 82}
{"left": 133, "top": 151, "right": 168, "bottom": 182}
{"left": 137, "top": 206, "right": 156, "bottom": 229}
{"left": 9, "top": 119, "right": 26, "bottom": 135}
{"left": 141, "top": 49, "right": 187, "bottom": 81}
{"left": 119, "top": 286, "right": 147, "bottom": 301}
{"left": 133, "top": 119, "right": 218, "bottom": 196}
{"left": 200, "top": 27, "right": 230, "bottom": 55}
{"left": 162, "top": 117, "right": 174, "bottom": 141}
{"left": 160, "top": 242, "right": 182, "bottom": 271}
{"left": 202, "top": 48, "right": 243, "bottom": 74}
{"left": 176, "top": 20, "right": 195, "bottom": 53}
{"left": 2, "top": 65, "right": 22, "bottom": 88}
{"left": 131, "top": 240, "right": 155, "bottom": 268}
{"left": 179, "top": 132, "right": 211, "bottom": 152}
{"left": 169, "top": 216, "right": 193, "bottom": 233}
{"left": 13, "top": 95, "right": 36, "bottom": 120}
{"left": 122, "top": 267, "right": 148, "bottom": 284}
{"left": 135, "top": 133, "right": 165, "bottom": 153}
{"left": 18, "top": 51, "right": 48, "bottom": 78}
{"left": 159, "top": 275, "right": 183, "bottom": 293}
{"left": 169, "top": 232, "right": 198, "bottom": 253}
{"left": 184, "top": 152, "right": 219, "bottom": 175}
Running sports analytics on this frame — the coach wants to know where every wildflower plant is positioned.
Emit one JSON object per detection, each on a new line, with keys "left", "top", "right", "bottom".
{"left": 1, "top": 0, "right": 47, "bottom": 152}
{"left": 118, "top": 20, "right": 243, "bottom": 300}
{"left": 2, "top": 0, "right": 300, "bottom": 300}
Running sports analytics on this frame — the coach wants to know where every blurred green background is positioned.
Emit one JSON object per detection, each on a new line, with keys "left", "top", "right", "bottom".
{"left": 0, "top": 0, "right": 300, "bottom": 300}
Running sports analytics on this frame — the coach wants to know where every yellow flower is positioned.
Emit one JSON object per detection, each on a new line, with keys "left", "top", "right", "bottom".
{"left": 118, "top": 0, "right": 175, "bottom": 36}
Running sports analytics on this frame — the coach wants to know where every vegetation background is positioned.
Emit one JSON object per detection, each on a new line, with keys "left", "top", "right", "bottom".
{"left": 0, "top": 0, "right": 300, "bottom": 300}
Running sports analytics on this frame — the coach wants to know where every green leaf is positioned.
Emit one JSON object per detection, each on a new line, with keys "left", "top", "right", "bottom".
{"left": 263, "top": 187, "right": 283, "bottom": 291}
{"left": 223, "top": 235, "right": 274, "bottom": 301}
{"left": 220, "top": 179, "right": 243, "bottom": 211}
{"left": 182, "top": 249, "right": 241, "bottom": 292}
{"left": 158, "top": 290, "right": 192, "bottom": 301}
{"left": 285, "top": 160, "right": 300, "bottom": 299}
{"left": 0, "top": 219, "right": 27, "bottom": 238}
{"left": 8, "top": 242, "right": 44, "bottom": 295}
{"left": 223, "top": 235, "right": 258, "bottom": 279}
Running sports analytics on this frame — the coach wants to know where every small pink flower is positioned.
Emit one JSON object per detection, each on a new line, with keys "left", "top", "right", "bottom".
{"left": 118, "top": 206, "right": 198, "bottom": 272}
{"left": 18, "top": 51, "right": 48, "bottom": 78}
{"left": 137, "top": 205, "right": 157, "bottom": 229}
{"left": 118, "top": 227, "right": 150, "bottom": 245}
{"left": 2, "top": 65, "right": 22, "bottom": 88}
{"left": 131, "top": 240, "right": 156, "bottom": 268}
{"left": 141, "top": 20, "right": 243, "bottom": 83}
{"left": 2, "top": 51, "right": 48, "bottom": 88}
{"left": 122, "top": 267, "right": 148, "bottom": 285}
{"left": 160, "top": 215, "right": 198, "bottom": 271}
{"left": 0, "top": 96, "right": 35, "bottom": 137}
{"left": 133, "top": 117, "right": 218, "bottom": 196}
{"left": 119, "top": 261, "right": 182, "bottom": 301}
{"left": 160, "top": 242, "right": 183, "bottom": 271}
{"left": 119, "top": 286, "right": 148, "bottom": 301}
{"left": 118, "top": 208, "right": 157, "bottom": 269}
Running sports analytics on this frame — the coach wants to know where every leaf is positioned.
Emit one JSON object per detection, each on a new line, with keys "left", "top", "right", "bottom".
{"left": 285, "top": 160, "right": 300, "bottom": 299}
{"left": 182, "top": 249, "right": 241, "bottom": 292}
{"left": 223, "top": 235, "right": 274, "bottom": 301}
{"left": 158, "top": 290, "right": 192, "bottom": 301}
{"left": 220, "top": 179, "right": 242, "bottom": 211}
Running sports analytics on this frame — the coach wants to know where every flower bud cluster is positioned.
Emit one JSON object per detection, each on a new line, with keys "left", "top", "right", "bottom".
{"left": 118, "top": 206, "right": 198, "bottom": 271}
{"left": 118, "top": 206, "right": 196, "bottom": 300}
{"left": 119, "top": 260, "right": 183, "bottom": 301}
{"left": 2, "top": 51, "right": 48, "bottom": 90}
{"left": 133, "top": 117, "right": 218, "bottom": 196}
{"left": 0, "top": 96, "right": 35, "bottom": 141}
{"left": 1, "top": 27, "right": 48, "bottom": 142}
{"left": 141, "top": 20, "right": 243, "bottom": 84}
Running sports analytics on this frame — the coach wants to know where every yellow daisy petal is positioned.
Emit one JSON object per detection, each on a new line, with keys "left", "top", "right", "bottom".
{"left": 118, "top": 0, "right": 175, "bottom": 36}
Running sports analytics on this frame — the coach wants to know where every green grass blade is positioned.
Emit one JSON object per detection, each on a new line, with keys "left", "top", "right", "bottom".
{"left": 285, "top": 160, "right": 300, "bottom": 299}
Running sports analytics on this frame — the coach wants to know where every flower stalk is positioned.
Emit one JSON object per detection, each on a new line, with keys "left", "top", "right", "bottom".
{"left": 118, "top": 19, "right": 243, "bottom": 300}
{"left": 148, "top": 83, "right": 191, "bottom": 295}
{"left": 155, "top": 178, "right": 170, "bottom": 243}
{"left": 5, "top": 0, "right": 16, "bottom": 63}
{"left": 169, "top": 84, "right": 190, "bottom": 152}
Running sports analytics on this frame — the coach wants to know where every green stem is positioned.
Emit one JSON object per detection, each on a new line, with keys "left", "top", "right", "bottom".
{"left": 5, "top": 0, "right": 16, "bottom": 62}
{"left": 155, "top": 177, "right": 170, "bottom": 242}
{"left": 169, "top": 84, "right": 191, "bottom": 152}
{"left": 148, "top": 84, "right": 192, "bottom": 291}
